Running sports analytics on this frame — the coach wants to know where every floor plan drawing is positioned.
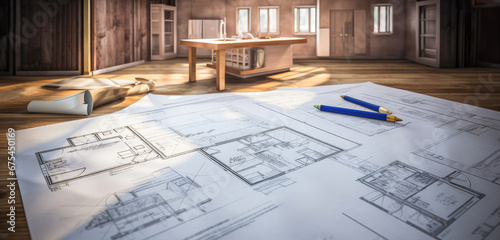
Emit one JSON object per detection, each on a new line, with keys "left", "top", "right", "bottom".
{"left": 413, "top": 122, "right": 500, "bottom": 185}
{"left": 84, "top": 166, "right": 212, "bottom": 240}
{"left": 202, "top": 127, "right": 344, "bottom": 185}
{"left": 35, "top": 121, "right": 196, "bottom": 191}
{"left": 469, "top": 206, "right": 500, "bottom": 240}
{"left": 35, "top": 104, "right": 272, "bottom": 191}
{"left": 368, "top": 93, "right": 500, "bottom": 131}
{"left": 358, "top": 161, "right": 484, "bottom": 238}
{"left": 14, "top": 83, "right": 500, "bottom": 240}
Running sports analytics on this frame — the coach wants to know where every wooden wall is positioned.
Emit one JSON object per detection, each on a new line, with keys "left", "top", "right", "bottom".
{"left": 477, "top": 7, "right": 500, "bottom": 65}
{"left": 405, "top": 0, "right": 416, "bottom": 61}
{"left": 93, "top": 0, "right": 149, "bottom": 71}
{"left": 0, "top": 0, "right": 13, "bottom": 75}
{"left": 17, "top": 0, "right": 81, "bottom": 73}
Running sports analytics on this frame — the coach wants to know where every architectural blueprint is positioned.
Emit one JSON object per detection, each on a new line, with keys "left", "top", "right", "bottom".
{"left": 14, "top": 82, "right": 500, "bottom": 240}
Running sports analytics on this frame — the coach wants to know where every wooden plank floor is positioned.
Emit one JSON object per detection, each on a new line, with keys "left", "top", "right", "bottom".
{"left": 0, "top": 59, "right": 499, "bottom": 239}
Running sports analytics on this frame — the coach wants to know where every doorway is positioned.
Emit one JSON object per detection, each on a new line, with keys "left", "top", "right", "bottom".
{"left": 330, "top": 10, "right": 354, "bottom": 57}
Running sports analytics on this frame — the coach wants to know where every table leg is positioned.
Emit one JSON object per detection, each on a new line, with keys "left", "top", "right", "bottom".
{"left": 215, "top": 49, "right": 226, "bottom": 91}
{"left": 188, "top": 47, "right": 196, "bottom": 82}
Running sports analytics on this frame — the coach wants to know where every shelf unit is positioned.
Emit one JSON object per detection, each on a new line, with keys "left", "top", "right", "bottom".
{"left": 212, "top": 48, "right": 251, "bottom": 70}
{"left": 416, "top": 1, "right": 439, "bottom": 66}
{"left": 205, "top": 45, "right": 293, "bottom": 79}
{"left": 413, "top": 0, "right": 457, "bottom": 68}
{"left": 163, "top": 9, "right": 174, "bottom": 54}
{"left": 151, "top": 4, "right": 176, "bottom": 60}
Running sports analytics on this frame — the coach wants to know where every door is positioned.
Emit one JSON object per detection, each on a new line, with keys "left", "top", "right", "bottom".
{"left": 330, "top": 10, "right": 354, "bottom": 57}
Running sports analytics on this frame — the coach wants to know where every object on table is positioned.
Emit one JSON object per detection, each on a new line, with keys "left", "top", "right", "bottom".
{"left": 241, "top": 32, "right": 254, "bottom": 39}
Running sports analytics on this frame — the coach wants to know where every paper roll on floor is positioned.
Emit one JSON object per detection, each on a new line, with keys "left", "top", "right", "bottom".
{"left": 27, "top": 80, "right": 155, "bottom": 115}
{"left": 27, "top": 90, "right": 93, "bottom": 115}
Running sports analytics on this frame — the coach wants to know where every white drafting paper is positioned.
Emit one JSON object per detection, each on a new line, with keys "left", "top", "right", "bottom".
{"left": 14, "top": 82, "right": 500, "bottom": 240}
{"left": 27, "top": 90, "right": 93, "bottom": 115}
{"left": 44, "top": 77, "right": 136, "bottom": 89}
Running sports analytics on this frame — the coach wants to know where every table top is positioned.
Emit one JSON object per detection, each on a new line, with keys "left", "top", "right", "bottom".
{"left": 180, "top": 37, "right": 307, "bottom": 50}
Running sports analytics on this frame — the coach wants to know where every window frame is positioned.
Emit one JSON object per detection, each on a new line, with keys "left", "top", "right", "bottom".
{"left": 293, "top": 6, "right": 316, "bottom": 35}
{"left": 258, "top": 6, "right": 280, "bottom": 35}
{"left": 236, "top": 7, "right": 251, "bottom": 33}
{"left": 372, "top": 4, "right": 393, "bottom": 35}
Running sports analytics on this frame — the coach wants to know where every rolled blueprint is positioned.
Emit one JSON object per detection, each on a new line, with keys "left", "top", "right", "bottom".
{"left": 27, "top": 90, "right": 93, "bottom": 116}
{"left": 27, "top": 80, "right": 155, "bottom": 116}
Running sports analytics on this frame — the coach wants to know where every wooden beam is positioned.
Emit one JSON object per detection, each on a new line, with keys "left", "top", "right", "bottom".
{"left": 215, "top": 49, "right": 226, "bottom": 91}
{"left": 91, "top": 0, "right": 97, "bottom": 72}
{"left": 188, "top": 46, "right": 197, "bottom": 82}
{"left": 81, "top": 0, "right": 89, "bottom": 74}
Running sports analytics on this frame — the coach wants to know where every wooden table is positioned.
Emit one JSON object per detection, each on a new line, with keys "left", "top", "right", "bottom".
{"left": 180, "top": 37, "right": 307, "bottom": 91}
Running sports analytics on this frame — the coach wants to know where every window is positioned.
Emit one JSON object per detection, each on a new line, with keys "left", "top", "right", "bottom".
{"left": 237, "top": 8, "right": 251, "bottom": 33}
{"left": 259, "top": 7, "right": 279, "bottom": 34}
{"left": 373, "top": 4, "right": 393, "bottom": 34}
{"left": 294, "top": 6, "right": 316, "bottom": 34}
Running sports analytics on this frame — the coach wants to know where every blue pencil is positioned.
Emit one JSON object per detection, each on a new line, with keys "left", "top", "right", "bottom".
{"left": 314, "top": 105, "right": 402, "bottom": 122}
{"left": 341, "top": 95, "right": 392, "bottom": 114}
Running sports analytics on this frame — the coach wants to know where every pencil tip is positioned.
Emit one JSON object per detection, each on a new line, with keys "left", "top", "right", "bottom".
{"left": 314, "top": 105, "right": 320, "bottom": 109}
{"left": 387, "top": 110, "right": 393, "bottom": 115}
{"left": 396, "top": 117, "right": 403, "bottom": 122}
{"left": 340, "top": 95, "right": 345, "bottom": 99}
